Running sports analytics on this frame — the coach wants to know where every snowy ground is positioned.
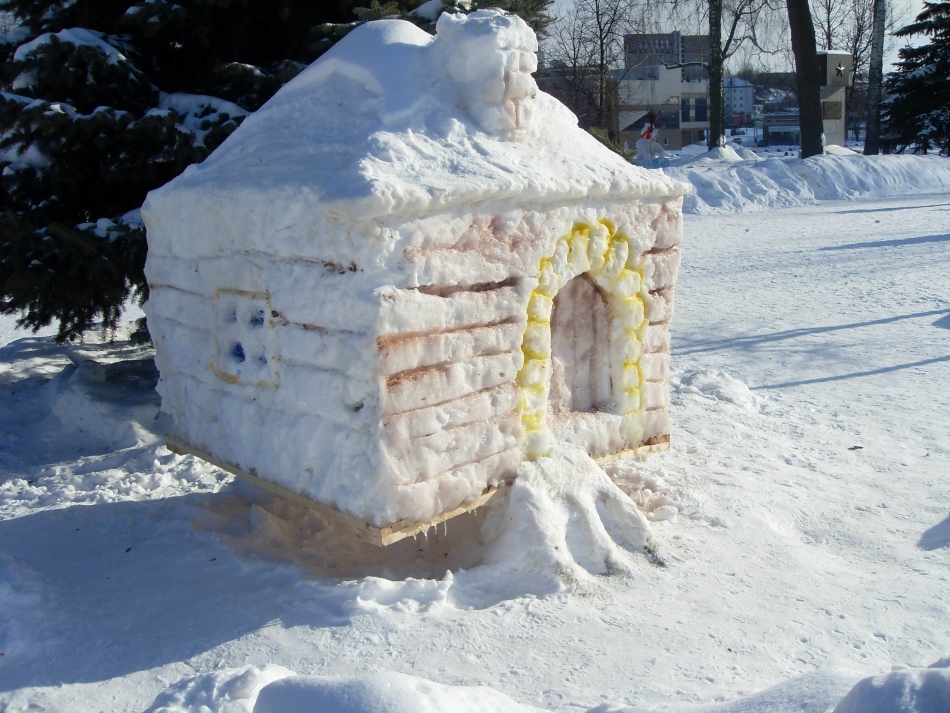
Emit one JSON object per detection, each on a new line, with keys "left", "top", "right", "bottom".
{"left": 1, "top": 156, "right": 949, "bottom": 712}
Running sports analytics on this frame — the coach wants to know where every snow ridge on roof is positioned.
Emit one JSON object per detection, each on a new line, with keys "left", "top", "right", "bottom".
{"left": 151, "top": 10, "right": 685, "bottom": 221}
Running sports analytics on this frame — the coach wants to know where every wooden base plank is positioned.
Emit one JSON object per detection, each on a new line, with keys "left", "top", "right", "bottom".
{"left": 165, "top": 436, "right": 501, "bottom": 547}
{"left": 593, "top": 434, "right": 670, "bottom": 465}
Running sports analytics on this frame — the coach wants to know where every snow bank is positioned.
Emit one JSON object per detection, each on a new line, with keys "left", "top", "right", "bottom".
{"left": 147, "top": 667, "right": 546, "bottom": 713}
{"left": 206, "top": 442, "right": 659, "bottom": 610}
{"left": 666, "top": 153, "right": 950, "bottom": 215}
{"left": 0, "top": 332, "right": 225, "bottom": 517}
{"left": 148, "top": 663, "right": 950, "bottom": 713}
{"left": 255, "top": 670, "right": 547, "bottom": 713}
{"left": 146, "top": 664, "right": 294, "bottom": 713}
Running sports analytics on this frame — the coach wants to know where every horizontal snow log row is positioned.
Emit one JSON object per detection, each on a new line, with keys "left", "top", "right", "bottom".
{"left": 159, "top": 372, "right": 389, "bottom": 521}
{"left": 384, "top": 411, "right": 522, "bottom": 484}
{"left": 383, "top": 351, "right": 521, "bottom": 415}
{"left": 376, "top": 283, "right": 524, "bottom": 337}
{"left": 401, "top": 245, "right": 523, "bottom": 288}
{"left": 378, "top": 322, "right": 523, "bottom": 376}
{"left": 382, "top": 383, "right": 521, "bottom": 442}
{"left": 148, "top": 286, "right": 376, "bottom": 374}
{"left": 146, "top": 256, "right": 379, "bottom": 332}
{"left": 392, "top": 446, "right": 523, "bottom": 525}
{"left": 149, "top": 315, "right": 376, "bottom": 425}
{"left": 640, "top": 249, "right": 680, "bottom": 293}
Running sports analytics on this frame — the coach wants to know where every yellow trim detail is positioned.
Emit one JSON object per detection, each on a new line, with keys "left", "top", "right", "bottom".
{"left": 516, "top": 220, "right": 648, "bottom": 459}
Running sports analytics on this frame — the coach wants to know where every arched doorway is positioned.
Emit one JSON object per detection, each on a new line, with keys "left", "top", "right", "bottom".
{"left": 547, "top": 273, "right": 611, "bottom": 416}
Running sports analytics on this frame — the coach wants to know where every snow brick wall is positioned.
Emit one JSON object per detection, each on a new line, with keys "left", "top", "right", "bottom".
{"left": 143, "top": 10, "right": 689, "bottom": 527}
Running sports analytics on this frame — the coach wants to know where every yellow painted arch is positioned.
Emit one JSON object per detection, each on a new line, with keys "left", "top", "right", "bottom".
{"left": 517, "top": 220, "right": 646, "bottom": 459}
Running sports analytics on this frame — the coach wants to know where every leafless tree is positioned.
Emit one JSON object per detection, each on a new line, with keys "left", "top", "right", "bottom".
{"left": 545, "top": 0, "right": 654, "bottom": 139}
{"left": 863, "top": 0, "right": 886, "bottom": 154}
{"left": 670, "top": 0, "right": 781, "bottom": 149}
{"left": 786, "top": 0, "right": 824, "bottom": 156}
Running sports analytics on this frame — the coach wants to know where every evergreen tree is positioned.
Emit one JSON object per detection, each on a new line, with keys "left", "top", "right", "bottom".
{"left": 0, "top": 0, "right": 552, "bottom": 341}
{"left": 882, "top": 1, "right": 950, "bottom": 155}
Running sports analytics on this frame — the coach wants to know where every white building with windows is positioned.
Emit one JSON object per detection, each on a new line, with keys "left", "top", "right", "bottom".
{"left": 723, "top": 77, "right": 754, "bottom": 123}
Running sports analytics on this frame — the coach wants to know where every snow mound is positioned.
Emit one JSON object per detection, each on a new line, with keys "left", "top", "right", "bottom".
{"left": 832, "top": 661, "right": 950, "bottom": 713}
{"left": 706, "top": 145, "right": 744, "bottom": 162}
{"left": 145, "top": 664, "right": 294, "bottom": 713}
{"left": 791, "top": 154, "right": 950, "bottom": 201}
{"left": 0, "top": 335, "right": 226, "bottom": 516}
{"left": 672, "top": 369, "right": 761, "bottom": 412}
{"left": 149, "top": 667, "right": 546, "bottom": 713}
{"left": 254, "top": 670, "right": 546, "bottom": 713}
{"left": 451, "top": 444, "right": 657, "bottom": 605}
{"left": 44, "top": 358, "right": 162, "bottom": 451}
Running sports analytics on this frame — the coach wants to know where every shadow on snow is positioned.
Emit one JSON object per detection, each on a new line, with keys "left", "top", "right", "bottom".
{"left": 675, "top": 309, "right": 950, "bottom": 357}
{"left": 0, "top": 495, "right": 358, "bottom": 691}
{"left": 919, "top": 514, "right": 950, "bottom": 551}
{"left": 819, "top": 233, "right": 950, "bottom": 251}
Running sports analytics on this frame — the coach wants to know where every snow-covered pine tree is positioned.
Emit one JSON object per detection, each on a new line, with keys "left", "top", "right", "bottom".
{"left": 882, "top": 1, "right": 950, "bottom": 155}
{"left": 0, "top": 0, "right": 364, "bottom": 340}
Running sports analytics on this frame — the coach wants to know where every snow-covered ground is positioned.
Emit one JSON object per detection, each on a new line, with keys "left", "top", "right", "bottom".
{"left": 1, "top": 154, "right": 948, "bottom": 712}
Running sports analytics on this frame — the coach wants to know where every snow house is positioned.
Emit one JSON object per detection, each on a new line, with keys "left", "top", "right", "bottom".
{"left": 143, "top": 10, "right": 689, "bottom": 544}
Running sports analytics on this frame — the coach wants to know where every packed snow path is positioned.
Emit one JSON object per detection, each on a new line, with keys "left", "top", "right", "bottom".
{"left": 0, "top": 194, "right": 948, "bottom": 712}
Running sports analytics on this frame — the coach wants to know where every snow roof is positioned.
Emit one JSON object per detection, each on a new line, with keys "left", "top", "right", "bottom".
{"left": 147, "top": 11, "right": 686, "bottom": 222}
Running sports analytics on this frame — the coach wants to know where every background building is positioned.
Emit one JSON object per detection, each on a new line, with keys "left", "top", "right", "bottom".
{"left": 617, "top": 32, "right": 710, "bottom": 151}
{"left": 723, "top": 76, "right": 754, "bottom": 126}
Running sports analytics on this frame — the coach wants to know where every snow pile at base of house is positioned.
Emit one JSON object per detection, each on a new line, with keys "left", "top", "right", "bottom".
{"left": 197, "top": 442, "right": 659, "bottom": 609}
{"left": 446, "top": 444, "right": 657, "bottom": 606}
{"left": 666, "top": 152, "right": 950, "bottom": 214}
